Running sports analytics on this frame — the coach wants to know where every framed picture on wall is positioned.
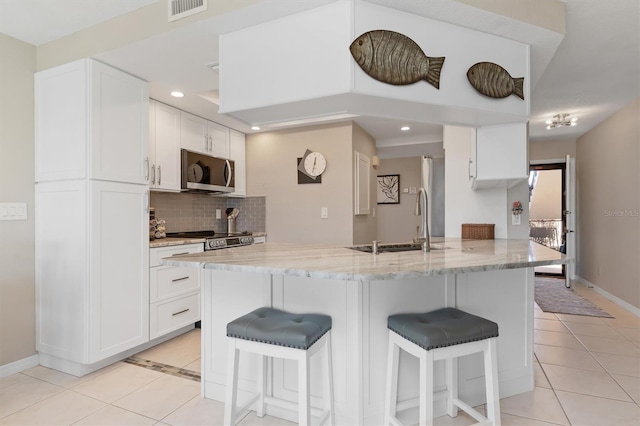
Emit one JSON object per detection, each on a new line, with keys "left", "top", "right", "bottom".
{"left": 377, "top": 174, "right": 400, "bottom": 204}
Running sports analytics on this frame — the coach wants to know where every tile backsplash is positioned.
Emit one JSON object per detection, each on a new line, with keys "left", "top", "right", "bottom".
{"left": 150, "top": 192, "right": 266, "bottom": 234}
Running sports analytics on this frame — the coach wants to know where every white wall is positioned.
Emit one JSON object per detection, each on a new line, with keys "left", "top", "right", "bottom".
{"left": 0, "top": 34, "right": 36, "bottom": 367}
{"left": 443, "top": 126, "right": 508, "bottom": 238}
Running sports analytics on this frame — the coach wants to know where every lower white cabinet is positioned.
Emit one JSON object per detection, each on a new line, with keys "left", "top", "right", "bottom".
{"left": 36, "top": 179, "right": 150, "bottom": 366}
{"left": 149, "top": 243, "right": 203, "bottom": 339}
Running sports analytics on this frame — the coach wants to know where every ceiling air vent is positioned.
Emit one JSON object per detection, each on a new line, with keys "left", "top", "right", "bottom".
{"left": 168, "top": 0, "right": 207, "bottom": 22}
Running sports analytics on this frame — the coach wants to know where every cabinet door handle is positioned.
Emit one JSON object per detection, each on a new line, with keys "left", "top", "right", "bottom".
{"left": 172, "top": 308, "right": 190, "bottom": 316}
{"left": 151, "top": 165, "right": 156, "bottom": 185}
{"left": 145, "top": 157, "right": 149, "bottom": 180}
{"left": 158, "top": 165, "right": 162, "bottom": 185}
{"left": 171, "top": 252, "right": 189, "bottom": 256}
{"left": 208, "top": 135, "right": 212, "bottom": 151}
{"left": 145, "top": 192, "right": 149, "bottom": 214}
{"left": 468, "top": 159, "right": 473, "bottom": 180}
{"left": 171, "top": 276, "right": 190, "bottom": 283}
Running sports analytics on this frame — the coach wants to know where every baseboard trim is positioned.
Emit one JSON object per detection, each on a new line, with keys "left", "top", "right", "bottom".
{"left": 574, "top": 276, "right": 640, "bottom": 317}
{"left": 0, "top": 354, "right": 39, "bottom": 379}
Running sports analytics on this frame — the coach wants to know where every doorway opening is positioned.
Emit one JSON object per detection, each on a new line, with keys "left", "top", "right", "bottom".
{"left": 529, "top": 162, "right": 566, "bottom": 277}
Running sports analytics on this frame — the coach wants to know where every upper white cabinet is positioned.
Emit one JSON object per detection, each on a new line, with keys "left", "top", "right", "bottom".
{"left": 35, "top": 59, "right": 149, "bottom": 184}
{"left": 228, "top": 129, "right": 246, "bottom": 197}
{"left": 354, "top": 151, "right": 371, "bottom": 215}
{"left": 149, "top": 100, "right": 181, "bottom": 192}
{"left": 180, "top": 111, "right": 229, "bottom": 158}
{"left": 469, "top": 123, "right": 528, "bottom": 190}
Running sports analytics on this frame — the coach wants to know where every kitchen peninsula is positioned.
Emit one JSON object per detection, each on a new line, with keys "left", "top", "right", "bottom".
{"left": 163, "top": 239, "right": 568, "bottom": 425}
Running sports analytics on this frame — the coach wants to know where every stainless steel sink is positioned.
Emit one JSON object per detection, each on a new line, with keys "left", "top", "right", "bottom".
{"left": 349, "top": 243, "right": 449, "bottom": 253}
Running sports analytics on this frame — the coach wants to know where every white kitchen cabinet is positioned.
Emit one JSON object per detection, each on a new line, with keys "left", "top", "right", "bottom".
{"left": 35, "top": 58, "right": 149, "bottom": 184}
{"left": 36, "top": 180, "right": 150, "bottom": 368}
{"left": 149, "top": 243, "right": 203, "bottom": 339}
{"left": 149, "top": 100, "right": 181, "bottom": 192}
{"left": 180, "top": 111, "right": 229, "bottom": 158}
{"left": 354, "top": 151, "right": 371, "bottom": 215}
{"left": 469, "top": 123, "right": 529, "bottom": 190}
{"left": 208, "top": 121, "right": 230, "bottom": 159}
{"left": 228, "top": 129, "right": 246, "bottom": 197}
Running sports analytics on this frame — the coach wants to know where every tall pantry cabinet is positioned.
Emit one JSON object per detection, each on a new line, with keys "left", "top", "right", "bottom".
{"left": 35, "top": 59, "right": 150, "bottom": 376}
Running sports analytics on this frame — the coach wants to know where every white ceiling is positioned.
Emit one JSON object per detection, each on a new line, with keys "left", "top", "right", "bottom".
{"left": 1, "top": 0, "right": 638, "bottom": 151}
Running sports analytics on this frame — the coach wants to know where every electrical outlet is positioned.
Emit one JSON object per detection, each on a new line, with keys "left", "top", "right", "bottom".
{"left": 216, "top": 209, "right": 221, "bottom": 219}
{"left": 321, "top": 207, "right": 328, "bottom": 219}
{"left": 409, "top": 187, "right": 417, "bottom": 194}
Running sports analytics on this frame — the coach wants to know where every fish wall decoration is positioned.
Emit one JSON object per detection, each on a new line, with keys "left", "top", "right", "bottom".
{"left": 467, "top": 62, "right": 525, "bottom": 100}
{"left": 349, "top": 30, "right": 445, "bottom": 89}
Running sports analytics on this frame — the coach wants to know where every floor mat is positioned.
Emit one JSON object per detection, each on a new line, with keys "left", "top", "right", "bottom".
{"left": 535, "top": 277, "right": 614, "bottom": 318}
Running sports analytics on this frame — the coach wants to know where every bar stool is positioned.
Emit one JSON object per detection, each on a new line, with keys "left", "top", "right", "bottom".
{"left": 384, "top": 307, "right": 500, "bottom": 426}
{"left": 224, "top": 307, "right": 335, "bottom": 426}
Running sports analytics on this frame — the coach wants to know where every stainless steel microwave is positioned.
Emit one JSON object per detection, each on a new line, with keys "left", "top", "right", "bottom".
{"left": 181, "top": 149, "right": 234, "bottom": 194}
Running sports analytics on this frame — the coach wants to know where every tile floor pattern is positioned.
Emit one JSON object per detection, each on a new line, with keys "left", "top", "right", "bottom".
{"left": 1, "top": 283, "right": 639, "bottom": 425}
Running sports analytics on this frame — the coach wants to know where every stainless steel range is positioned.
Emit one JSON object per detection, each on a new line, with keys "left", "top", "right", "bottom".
{"left": 165, "top": 231, "right": 254, "bottom": 251}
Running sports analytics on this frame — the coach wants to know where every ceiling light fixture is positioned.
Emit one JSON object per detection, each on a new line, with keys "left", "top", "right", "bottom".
{"left": 170, "top": 91, "right": 184, "bottom": 98}
{"left": 401, "top": 126, "right": 410, "bottom": 131}
{"left": 251, "top": 126, "right": 261, "bottom": 131}
{"left": 545, "top": 113, "right": 577, "bottom": 129}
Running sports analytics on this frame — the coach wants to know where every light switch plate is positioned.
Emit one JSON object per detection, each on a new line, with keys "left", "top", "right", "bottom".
{"left": 512, "top": 214, "right": 521, "bottom": 225}
{"left": 321, "top": 207, "right": 328, "bottom": 219}
{"left": 0, "top": 203, "right": 27, "bottom": 221}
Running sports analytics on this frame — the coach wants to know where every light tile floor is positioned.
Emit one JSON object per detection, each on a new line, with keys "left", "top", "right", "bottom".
{"left": 1, "top": 283, "right": 639, "bottom": 425}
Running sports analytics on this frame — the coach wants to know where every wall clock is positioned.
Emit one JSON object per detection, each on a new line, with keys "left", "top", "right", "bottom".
{"left": 297, "top": 149, "right": 326, "bottom": 184}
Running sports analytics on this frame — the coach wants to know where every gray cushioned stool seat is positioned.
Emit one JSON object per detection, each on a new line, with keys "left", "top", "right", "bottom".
{"left": 388, "top": 307, "right": 498, "bottom": 351}
{"left": 227, "top": 307, "right": 332, "bottom": 350}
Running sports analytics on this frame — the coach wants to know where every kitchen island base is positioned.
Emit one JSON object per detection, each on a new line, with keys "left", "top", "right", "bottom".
{"left": 200, "top": 268, "right": 535, "bottom": 425}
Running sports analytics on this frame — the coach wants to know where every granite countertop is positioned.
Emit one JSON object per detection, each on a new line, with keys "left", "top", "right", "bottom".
{"left": 161, "top": 238, "right": 570, "bottom": 281}
{"left": 149, "top": 237, "right": 206, "bottom": 248}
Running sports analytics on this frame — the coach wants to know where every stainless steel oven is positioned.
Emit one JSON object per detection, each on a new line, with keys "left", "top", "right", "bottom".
{"left": 165, "top": 231, "right": 254, "bottom": 251}
{"left": 181, "top": 149, "right": 234, "bottom": 194}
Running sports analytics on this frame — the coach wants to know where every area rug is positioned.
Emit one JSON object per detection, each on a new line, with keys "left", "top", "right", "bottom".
{"left": 534, "top": 277, "right": 614, "bottom": 318}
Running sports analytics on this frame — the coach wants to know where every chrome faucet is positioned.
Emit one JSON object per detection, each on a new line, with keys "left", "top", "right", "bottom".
{"left": 414, "top": 187, "right": 431, "bottom": 252}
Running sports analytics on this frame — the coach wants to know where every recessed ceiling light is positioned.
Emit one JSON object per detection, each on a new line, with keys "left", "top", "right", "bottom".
{"left": 401, "top": 126, "right": 410, "bottom": 131}
{"left": 251, "top": 126, "right": 261, "bottom": 131}
{"left": 170, "top": 91, "right": 184, "bottom": 98}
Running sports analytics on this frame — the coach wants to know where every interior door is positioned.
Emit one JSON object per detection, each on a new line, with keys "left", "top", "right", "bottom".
{"left": 564, "top": 155, "right": 576, "bottom": 287}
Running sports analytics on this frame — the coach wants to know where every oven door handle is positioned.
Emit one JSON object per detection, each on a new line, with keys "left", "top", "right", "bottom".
{"left": 224, "top": 159, "right": 232, "bottom": 187}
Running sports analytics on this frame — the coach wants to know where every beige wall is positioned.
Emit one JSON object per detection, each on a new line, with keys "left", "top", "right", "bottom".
{"left": 376, "top": 157, "right": 423, "bottom": 243}
{"left": 0, "top": 34, "right": 36, "bottom": 367}
{"left": 530, "top": 138, "right": 576, "bottom": 161}
{"left": 246, "top": 122, "right": 361, "bottom": 245}
{"left": 576, "top": 97, "right": 639, "bottom": 309}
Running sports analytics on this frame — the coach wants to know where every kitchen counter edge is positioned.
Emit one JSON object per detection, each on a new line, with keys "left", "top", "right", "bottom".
{"left": 160, "top": 239, "right": 570, "bottom": 282}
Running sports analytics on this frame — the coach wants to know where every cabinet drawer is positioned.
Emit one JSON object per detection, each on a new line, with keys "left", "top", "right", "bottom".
{"left": 150, "top": 243, "right": 203, "bottom": 267}
{"left": 150, "top": 292, "right": 200, "bottom": 340}
{"left": 150, "top": 266, "right": 200, "bottom": 303}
